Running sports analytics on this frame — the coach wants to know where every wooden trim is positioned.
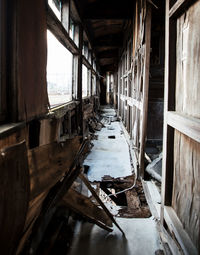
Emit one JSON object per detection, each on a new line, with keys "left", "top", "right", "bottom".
{"left": 47, "top": 6, "right": 79, "bottom": 55}
{"left": 167, "top": 111, "right": 200, "bottom": 143}
{"left": 169, "top": 0, "right": 197, "bottom": 18}
{"left": 164, "top": 206, "right": 198, "bottom": 255}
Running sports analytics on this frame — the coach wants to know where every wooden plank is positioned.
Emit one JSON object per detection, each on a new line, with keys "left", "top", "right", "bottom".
{"left": 62, "top": 188, "right": 113, "bottom": 228}
{"left": 175, "top": 1, "right": 200, "bottom": 118}
{"left": 139, "top": 4, "right": 152, "bottom": 177}
{"left": 172, "top": 131, "right": 200, "bottom": 249}
{"left": 0, "top": 141, "right": 30, "bottom": 255}
{"left": 47, "top": 5, "right": 79, "bottom": 55}
{"left": 29, "top": 136, "right": 82, "bottom": 200}
{"left": 79, "top": 174, "right": 125, "bottom": 235}
{"left": 169, "top": 0, "right": 197, "bottom": 18}
{"left": 167, "top": 111, "right": 200, "bottom": 143}
{"left": 164, "top": 206, "right": 198, "bottom": 255}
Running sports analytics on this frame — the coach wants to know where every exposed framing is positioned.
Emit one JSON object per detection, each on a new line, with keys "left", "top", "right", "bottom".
{"left": 117, "top": 1, "right": 152, "bottom": 178}
{"left": 161, "top": 0, "right": 199, "bottom": 254}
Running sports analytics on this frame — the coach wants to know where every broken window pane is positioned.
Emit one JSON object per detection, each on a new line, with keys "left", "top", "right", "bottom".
{"left": 48, "top": 0, "right": 62, "bottom": 20}
{"left": 47, "top": 30, "right": 73, "bottom": 107}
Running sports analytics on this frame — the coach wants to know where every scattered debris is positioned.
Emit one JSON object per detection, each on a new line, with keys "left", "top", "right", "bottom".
{"left": 145, "top": 153, "right": 162, "bottom": 182}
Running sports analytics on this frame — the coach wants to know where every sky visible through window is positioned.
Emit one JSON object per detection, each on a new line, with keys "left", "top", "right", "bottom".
{"left": 47, "top": 30, "right": 73, "bottom": 107}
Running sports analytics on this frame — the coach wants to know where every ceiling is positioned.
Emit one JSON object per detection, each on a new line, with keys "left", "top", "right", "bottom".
{"left": 74, "top": 0, "right": 134, "bottom": 73}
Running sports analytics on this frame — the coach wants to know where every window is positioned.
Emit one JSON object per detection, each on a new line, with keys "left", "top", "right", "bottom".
{"left": 82, "top": 64, "right": 88, "bottom": 98}
{"left": 69, "top": 18, "right": 75, "bottom": 40}
{"left": 48, "top": 0, "right": 62, "bottom": 20}
{"left": 47, "top": 30, "right": 73, "bottom": 107}
{"left": 92, "top": 74, "right": 96, "bottom": 96}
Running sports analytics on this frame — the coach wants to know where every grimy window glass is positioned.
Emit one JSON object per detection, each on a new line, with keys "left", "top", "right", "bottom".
{"left": 82, "top": 64, "right": 88, "bottom": 98}
{"left": 48, "top": 0, "right": 62, "bottom": 20}
{"left": 47, "top": 30, "right": 73, "bottom": 107}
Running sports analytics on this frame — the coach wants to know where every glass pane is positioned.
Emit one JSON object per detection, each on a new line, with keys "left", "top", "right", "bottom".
{"left": 48, "top": 0, "right": 62, "bottom": 21}
{"left": 92, "top": 74, "right": 96, "bottom": 95}
{"left": 82, "top": 64, "right": 88, "bottom": 98}
{"left": 47, "top": 30, "right": 73, "bottom": 107}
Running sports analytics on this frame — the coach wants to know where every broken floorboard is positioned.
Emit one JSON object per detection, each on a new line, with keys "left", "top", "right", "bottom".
{"left": 61, "top": 187, "right": 113, "bottom": 232}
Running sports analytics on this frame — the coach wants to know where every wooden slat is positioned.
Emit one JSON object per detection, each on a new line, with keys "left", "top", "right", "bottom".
{"left": 62, "top": 188, "right": 113, "bottom": 228}
{"left": 29, "top": 136, "right": 82, "bottom": 200}
{"left": 169, "top": 0, "right": 197, "bottom": 18}
{"left": 167, "top": 111, "right": 200, "bottom": 143}
{"left": 47, "top": 6, "right": 79, "bottom": 55}
{"left": 0, "top": 141, "right": 30, "bottom": 255}
{"left": 164, "top": 206, "right": 198, "bottom": 255}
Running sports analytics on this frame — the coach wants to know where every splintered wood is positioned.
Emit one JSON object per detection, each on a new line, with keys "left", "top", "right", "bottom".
{"left": 92, "top": 175, "right": 151, "bottom": 219}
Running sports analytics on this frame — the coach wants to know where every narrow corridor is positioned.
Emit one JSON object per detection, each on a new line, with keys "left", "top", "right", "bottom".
{"left": 68, "top": 106, "right": 164, "bottom": 255}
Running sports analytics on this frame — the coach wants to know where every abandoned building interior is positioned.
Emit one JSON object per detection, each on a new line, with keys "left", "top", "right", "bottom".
{"left": 0, "top": 0, "right": 199, "bottom": 254}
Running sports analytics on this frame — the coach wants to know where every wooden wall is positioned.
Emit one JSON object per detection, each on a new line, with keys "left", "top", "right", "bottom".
{"left": 161, "top": 1, "right": 200, "bottom": 254}
{"left": 172, "top": 1, "right": 200, "bottom": 249}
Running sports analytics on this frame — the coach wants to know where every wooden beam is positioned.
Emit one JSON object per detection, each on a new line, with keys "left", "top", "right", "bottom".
{"left": 164, "top": 206, "right": 198, "bottom": 255}
{"left": 169, "top": 0, "right": 197, "bottom": 18}
{"left": 139, "top": 4, "right": 152, "bottom": 177}
{"left": 62, "top": 188, "right": 113, "bottom": 229}
{"left": 161, "top": 0, "right": 176, "bottom": 223}
{"left": 167, "top": 111, "right": 200, "bottom": 143}
{"left": 79, "top": 174, "right": 125, "bottom": 236}
{"left": 47, "top": 6, "right": 79, "bottom": 54}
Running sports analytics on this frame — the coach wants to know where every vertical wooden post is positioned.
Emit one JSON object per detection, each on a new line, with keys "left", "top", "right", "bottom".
{"left": 160, "top": 0, "right": 176, "bottom": 224}
{"left": 77, "top": 24, "right": 83, "bottom": 135}
{"left": 139, "top": 3, "right": 152, "bottom": 177}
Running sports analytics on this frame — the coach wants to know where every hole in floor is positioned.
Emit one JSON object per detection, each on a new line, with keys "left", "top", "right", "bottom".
{"left": 100, "top": 182, "right": 127, "bottom": 206}
{"left": 108, "top": 135, "right": 116, "bottom": 139}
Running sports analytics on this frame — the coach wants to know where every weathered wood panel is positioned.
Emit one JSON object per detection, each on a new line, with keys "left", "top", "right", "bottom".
{"left": 17, "top": 0, "right": 49, "bottom": 121}
{"left": 176, "top": 0, "right": 200, "bottom": 118}
{"left": 172, "top": 131, "right": 200, "bottom": 249}
{"left": 0, "top": 126, "right": 27, "bottom": 149}
{"left": 39, "top": 119, "right": 59, "bottom": 146}
{"left": 62, "top": 188, "right": 113, "bottom": 228}
{"left": 171, "top": 2, "right": 200, "bottom": 250}
{"left": 0, "top": 142, "right": 30, "bottom": 255}
{"left": 29, "top": 136, "right": 82, "bottom": 200}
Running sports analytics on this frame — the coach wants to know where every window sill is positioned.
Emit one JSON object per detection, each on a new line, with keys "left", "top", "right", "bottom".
{"left": 48, "top": 100, "right": 80, "bottom": 119}
{"left": 0, "top": 122, "right": 26, "bottom": 139}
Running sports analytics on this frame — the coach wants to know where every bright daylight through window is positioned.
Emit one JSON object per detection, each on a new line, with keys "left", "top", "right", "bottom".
{"left": 47, "top": 30, "right": 73, "bottom": 107}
